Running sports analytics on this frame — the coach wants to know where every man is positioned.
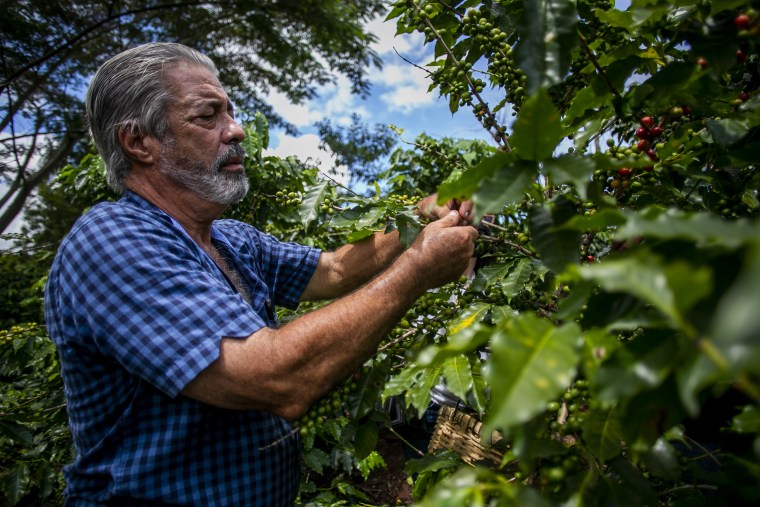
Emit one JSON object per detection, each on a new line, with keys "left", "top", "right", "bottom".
{"left": 44, "top": 42, "right": 476, "bottom": 506}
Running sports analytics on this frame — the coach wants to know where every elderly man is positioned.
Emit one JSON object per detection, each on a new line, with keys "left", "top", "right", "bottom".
{"left": 44, "top": 42, "right": 476, "bottom": 506}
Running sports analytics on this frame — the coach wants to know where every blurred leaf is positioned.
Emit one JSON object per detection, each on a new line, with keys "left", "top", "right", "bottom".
{"left": 529, "top": 198, "right": 580, "bottom": 273}
{"left": 485, "top": 315, "right": 580, "bottom": 435}
{"left": 509, "top": 89, "right": 565, "bottom": 160}
{"left": 516, "top": 0, "right": 578, "bottom": 94}
{"left": 640, "top": 437, "right": 680, "bottom": 481}
{"left": 616, "top": 207, "right": 756, "bottom": 249}
{"left": 471, "top": 159, "right": 536, "bottom": 223}
{"left": 710, "top": 242, "right": 760, "bottom": 375}
{"left": 542, "top": 155, "right": 596, "bottom": 200}
{"left": 732, "top": 405, "right": 760, "bottom": 433}
{"left": 437, "top": 151, "right": 511, "bottom": 204}
{"left": 581, "top": 407, "right": 623, "bottom": 462}
{"left": 0, "top": 421, "right": 33, "bottom": 446}
{"left": 568, "top": 253, "right": 686, "bottom": 330}
{"left": 706, "top": 118, "right": 750, "bottom": 146}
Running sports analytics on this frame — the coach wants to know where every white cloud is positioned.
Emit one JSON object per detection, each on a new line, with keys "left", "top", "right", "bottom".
{"left": 265, "top": 90, "right": 320, "bottom": 128}
{"left": 264, "top": 133, "right": 348, "bottom": 186}
{"left": 369, "top": 61, "right": 436, "bottom": 113}
{"left": 365, "top": 12, "right": 426, "bottom": 59}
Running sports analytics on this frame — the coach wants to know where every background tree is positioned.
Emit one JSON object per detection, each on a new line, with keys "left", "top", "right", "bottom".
{"left": 0, "top": 0, "right": 386, "bottom": 234}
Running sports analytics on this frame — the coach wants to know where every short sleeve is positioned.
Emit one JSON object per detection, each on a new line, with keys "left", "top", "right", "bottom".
{"left": 53, "top": 209, "right": 265, "bottom": 397}
{"left": 215, "top": 221, "right": 321, "bottom": 310}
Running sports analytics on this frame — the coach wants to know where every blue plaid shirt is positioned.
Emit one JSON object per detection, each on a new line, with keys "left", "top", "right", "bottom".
{"left": 44, "top": 191, "right": 320, "bottom": 506}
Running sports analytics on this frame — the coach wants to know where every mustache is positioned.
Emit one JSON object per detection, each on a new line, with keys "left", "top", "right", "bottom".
{"left": 214, "top": 143, "right": 247, "bottom": 169}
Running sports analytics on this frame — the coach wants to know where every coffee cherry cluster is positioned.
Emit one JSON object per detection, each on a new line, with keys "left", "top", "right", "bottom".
{"left": 318, "top": 197, "right": 335, "bottom": 214}
{"left": 275, "top": 190, "right": 302, "bottom": 206}
{"left": 295, "top": 368, "right": 367, "bottom": 437}
{"left": 459, "top": 8, "right": 528, "bottom": 112}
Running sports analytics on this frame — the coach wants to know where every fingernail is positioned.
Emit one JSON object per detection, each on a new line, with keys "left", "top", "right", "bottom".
{"left": 464, "top": 210, "right": 470, "bottom": 218}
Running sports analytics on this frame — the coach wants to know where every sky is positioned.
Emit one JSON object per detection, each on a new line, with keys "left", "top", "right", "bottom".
{"left": 263, "top": 10, "right": 498, "bottom": 185}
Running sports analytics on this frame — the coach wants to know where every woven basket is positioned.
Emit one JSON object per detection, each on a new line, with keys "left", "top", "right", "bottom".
{"left": 427, "top": 406, "right": 505, "bottom": 465}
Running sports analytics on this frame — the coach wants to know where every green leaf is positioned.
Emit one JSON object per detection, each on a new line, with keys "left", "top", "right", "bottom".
{"left": 710, "top": 242, "right": 760, "bottom": 374}
{"left": 0, "top": 421, "right": 33, "bottom": 446}
{"left": 472, "top": 159, "right": 536, "bottom": 222}
{"left": 405, "top": 450, "right": 462, "bottom": 474}
{"left": 509, "top": 89, "right": 564, "bottom": 161}
{"left": 357, "top": 450, "right": 386, "bottom": 481}
{"left": 467, "top": 355, "right": 488, "bottom": 415}
{"left": 501, "top": 258, "right": 534, "bottom": 302}
{"left": 616, "top": 207, "right": 756, "bottom": 249}
{"left": 640, "top": 437, "right": 680, "bottom": 481}
{"left": 581, "top": 407, "right": 623, "bottom": 462}
{"left": 476, "top": 259, "right": 516, "bottom": 286}
{"left": 568, "top": 253, "right": 687, "bottom": 330}
{"left": 731, "top": 405, "right": 760, "bottom": 433}
{"left": 2, "top": 463, "right": 30, "bottom": 506}
{"left": 354, "top": 420, "right": 378, "bottom": 461}
{"left": 349, "top": 364, "right": 387, "bottom": 420}
{"left": 437, "top": 151, "right": 510, "bottom": 203}
{"left": 485, "top": 315, "right": 580, "bottom": 435}
{"left": 542, "top": 155, "right": 596, "bottom": 200}
{"left": 395, "top": 212, "right": 420, "bottom": 248}
{"left": 516, "top": 0, "right": 578, "bottom": 94}
{"left": 706, "top": 118, "right": 751, "bottom": 146}
{"left": 529, "top": 198, "right": 580, "bottom": 273}
{"left": 299, "top": 179, "right": 329, "bottom": 230}
{"left": 302, "top": 447, "right": 330, "bottom": 474}
{"left": 441, "top": 355, "right": 473, "bottom": 405}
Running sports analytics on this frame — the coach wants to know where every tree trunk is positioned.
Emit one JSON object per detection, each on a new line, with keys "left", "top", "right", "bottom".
{"left": 0, "top": 131, "right": 81, "bottom": 234}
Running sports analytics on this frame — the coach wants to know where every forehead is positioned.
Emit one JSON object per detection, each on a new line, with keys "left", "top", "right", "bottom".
{"left": 163, "top": 64, "right": 228, "bottom": 107}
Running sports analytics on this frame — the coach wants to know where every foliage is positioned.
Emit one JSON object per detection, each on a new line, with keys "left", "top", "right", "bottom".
{"left": 0, "top": 0, "right": 387, "bottom": 234}
{"left": 0, "top": 323, "right": 70, "bottom": 506}
{"left": 3, "top": 0, "right": 760, "bottom": 505}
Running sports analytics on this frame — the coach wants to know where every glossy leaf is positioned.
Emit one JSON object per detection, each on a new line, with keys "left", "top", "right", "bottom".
{"left": 485, "top": 315, "right": 580, "bottom": 435}
{"left": 299, "top": 179, "right": 329, "bottom": 229}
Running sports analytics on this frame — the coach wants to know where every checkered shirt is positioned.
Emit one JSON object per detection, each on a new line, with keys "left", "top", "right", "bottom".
{"left": 44, "top": 191, "right": 320, "bottom": 506}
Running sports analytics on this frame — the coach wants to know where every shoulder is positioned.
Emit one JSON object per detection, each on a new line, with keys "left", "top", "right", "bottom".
{"left": 56, "top": 196, "right": 186, "bottom": 269}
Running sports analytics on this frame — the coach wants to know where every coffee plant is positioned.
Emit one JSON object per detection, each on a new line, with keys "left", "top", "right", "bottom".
{"left": 3, "top": 1, "right": 760, "bottom": 504}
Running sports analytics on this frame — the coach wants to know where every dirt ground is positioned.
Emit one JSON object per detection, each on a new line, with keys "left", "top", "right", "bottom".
{"left": 359, "top": 432, "right": 421, "bottom": 505}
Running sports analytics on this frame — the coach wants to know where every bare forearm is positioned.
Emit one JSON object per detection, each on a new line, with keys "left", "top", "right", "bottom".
{"left": 301, "top": 229, "right": 405, "bottom": 301}
{"left": 187, "top": 250, "right": 425, "bottom": 420}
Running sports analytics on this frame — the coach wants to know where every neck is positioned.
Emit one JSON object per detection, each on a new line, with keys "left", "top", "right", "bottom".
{"left": 125, "top": 170, "right": 226, "bottom": 247}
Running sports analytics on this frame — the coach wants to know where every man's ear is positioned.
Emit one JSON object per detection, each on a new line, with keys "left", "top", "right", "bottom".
{"left": 118, "top": 125, "right": 159, "bottom": 166}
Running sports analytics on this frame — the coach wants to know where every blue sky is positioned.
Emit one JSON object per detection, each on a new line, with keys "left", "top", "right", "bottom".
{"left": 263, "top": 11, "right": 498, "bottom": 185}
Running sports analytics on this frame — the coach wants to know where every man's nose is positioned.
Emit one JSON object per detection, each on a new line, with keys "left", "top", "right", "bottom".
{"left": 223, "top": 115, "right": 245, "bottom": 144}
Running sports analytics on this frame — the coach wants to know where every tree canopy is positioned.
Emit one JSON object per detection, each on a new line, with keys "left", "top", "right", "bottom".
{"left": 0, "top": 0, "right": 386, "bottom": 233}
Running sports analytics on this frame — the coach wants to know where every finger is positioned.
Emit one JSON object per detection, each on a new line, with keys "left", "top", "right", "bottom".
{"left": 458, "top": 201, "right": 475, "bottom": 224}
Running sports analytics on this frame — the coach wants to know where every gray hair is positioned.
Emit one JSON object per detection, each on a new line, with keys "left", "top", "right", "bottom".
{"left": 85, "top": 42, "right": 218, "bottom": 193}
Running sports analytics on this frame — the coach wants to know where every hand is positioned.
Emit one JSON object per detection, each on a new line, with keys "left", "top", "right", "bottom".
{"left": 415, "top": 194, "right": 474, "bottom": 225}
{"left": 405, "top": 210, "right": 478, "bottom": 290}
